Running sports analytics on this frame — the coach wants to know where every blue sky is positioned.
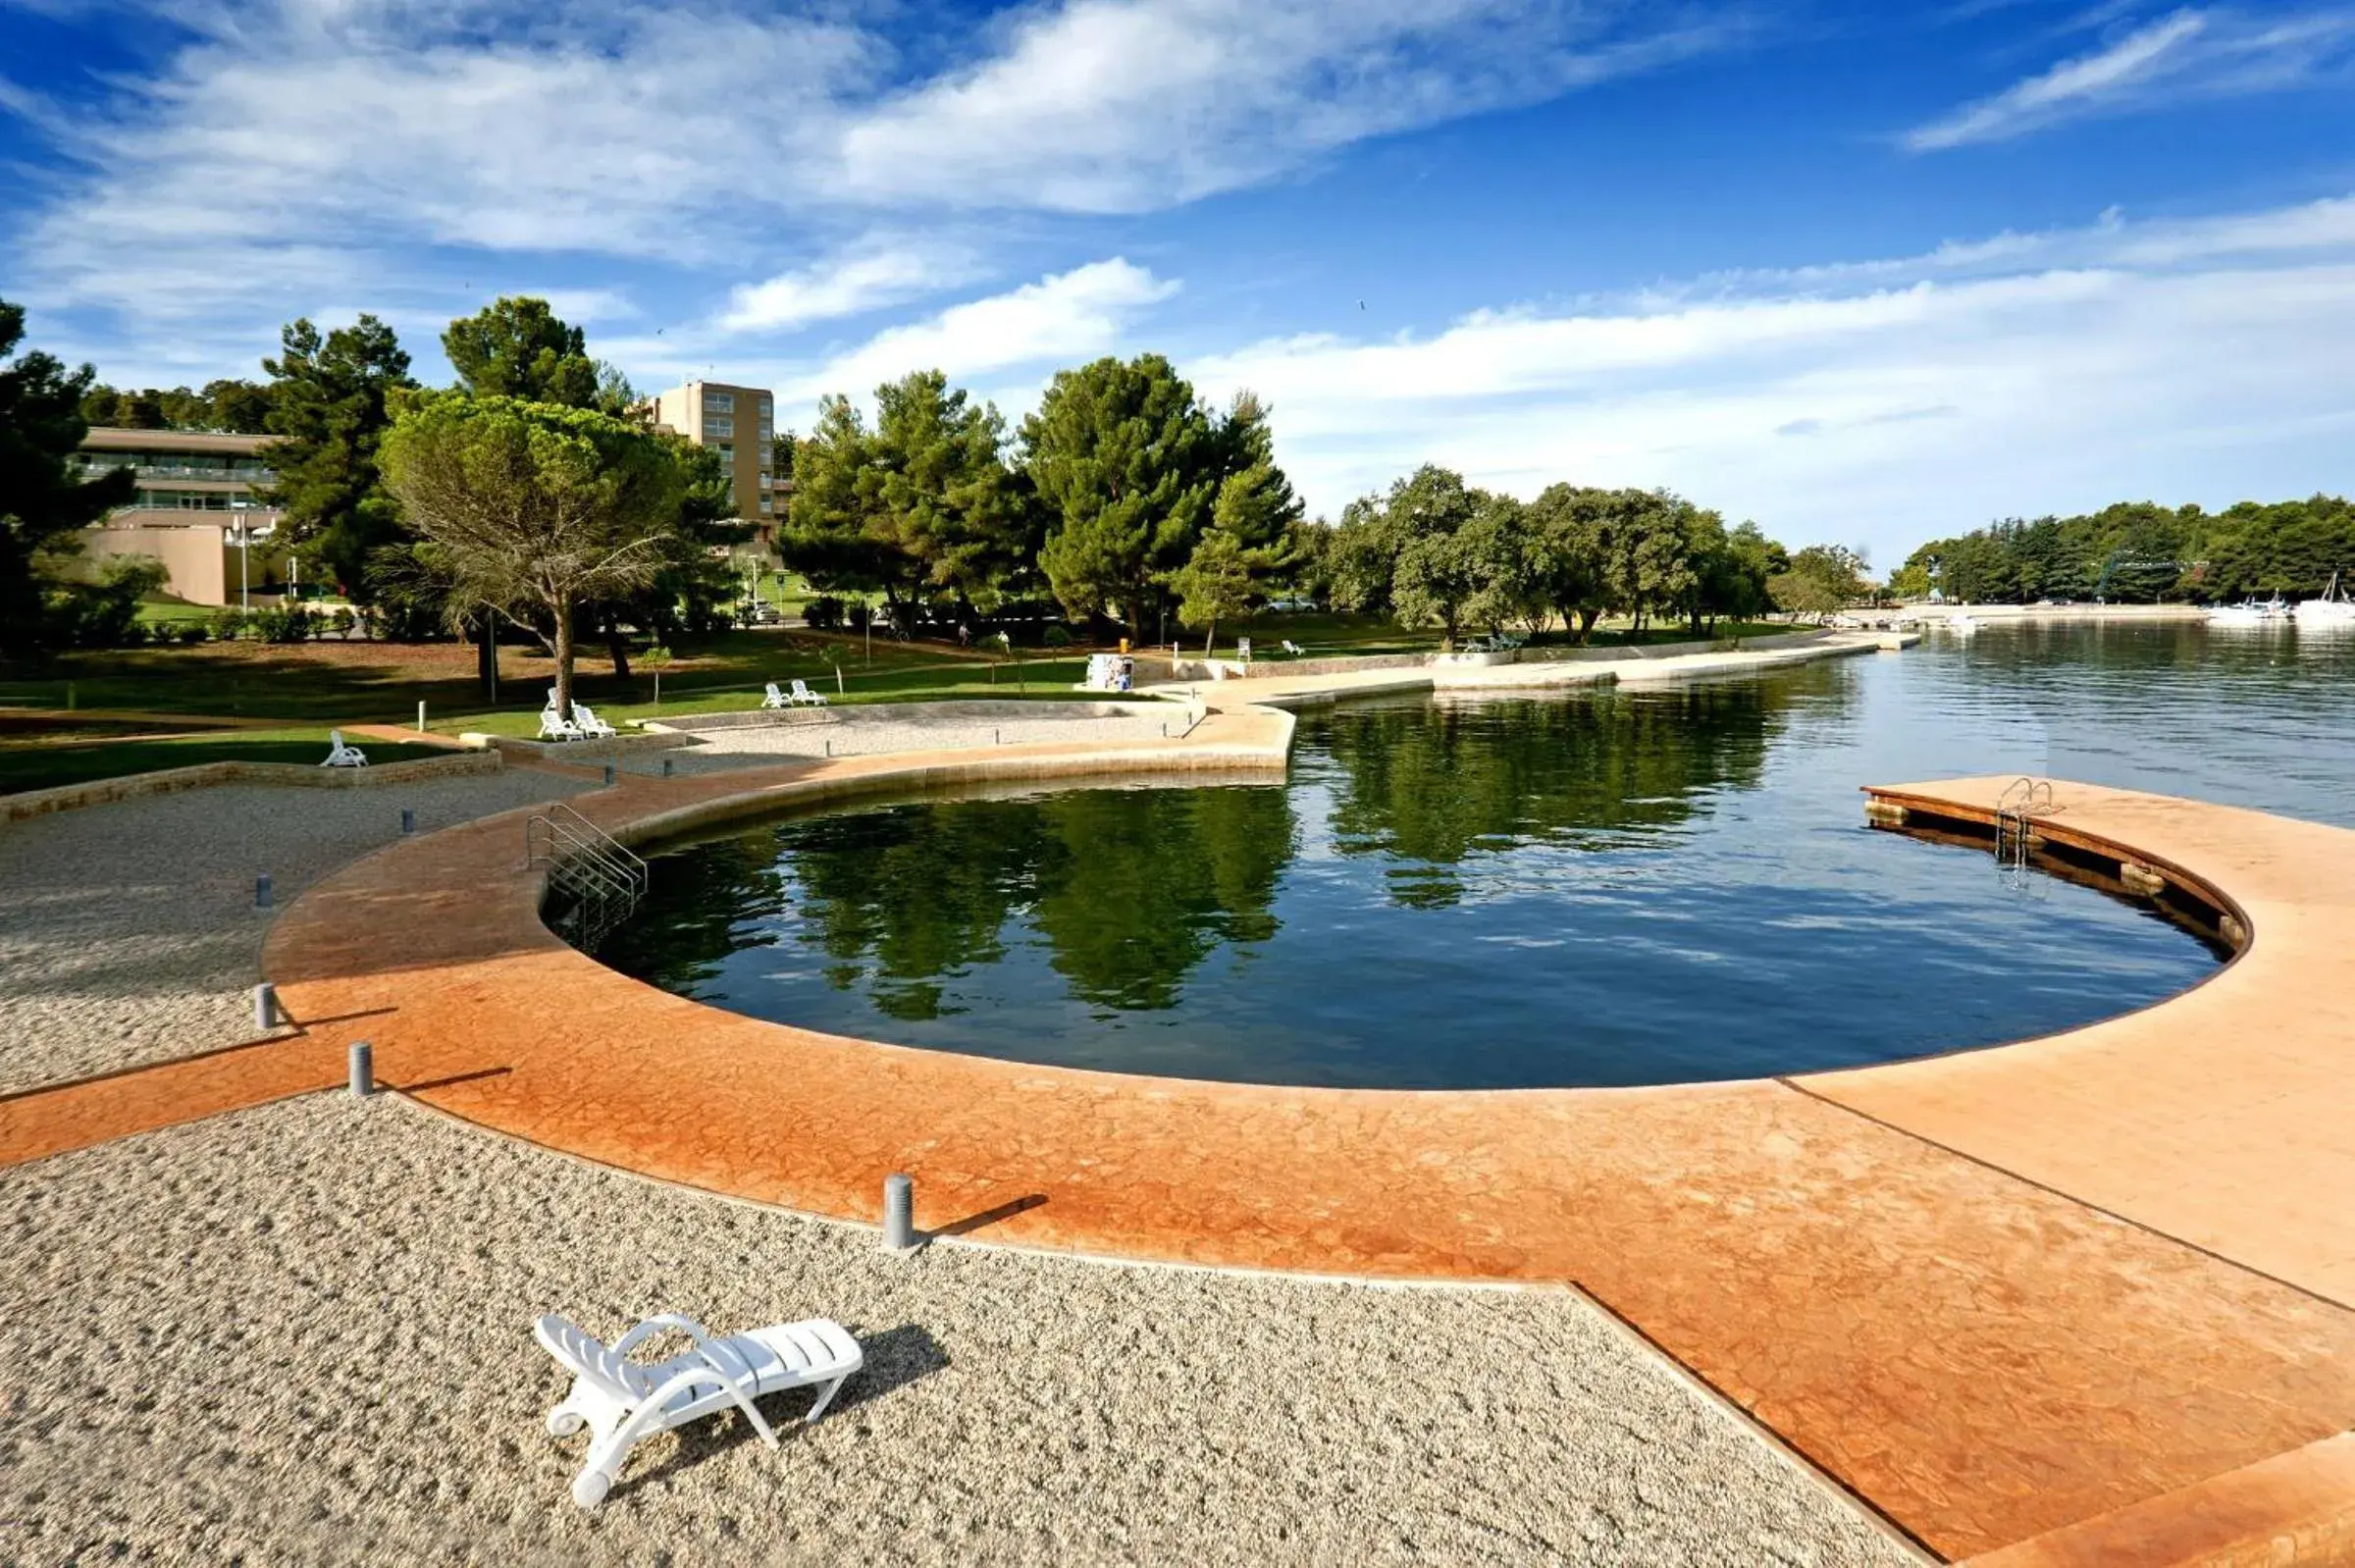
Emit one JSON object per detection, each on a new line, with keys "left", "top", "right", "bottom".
{"left": 5, "top": 0, "right": 2354, "bottom": 562}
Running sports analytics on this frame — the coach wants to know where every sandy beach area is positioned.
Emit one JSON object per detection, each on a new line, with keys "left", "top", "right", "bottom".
{"left": 1, "top": 1093, "right": 1907, "bottom": 1566}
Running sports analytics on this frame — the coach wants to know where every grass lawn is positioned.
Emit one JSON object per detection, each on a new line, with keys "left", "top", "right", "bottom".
{"left": 0, "top": 630, "right": 1108, "bottom": 748}
{"left": 0, "top": 726, "right": 451, "bottom": 795}
{"left": 133, "top": 597, "right": 217, "bottom": 627}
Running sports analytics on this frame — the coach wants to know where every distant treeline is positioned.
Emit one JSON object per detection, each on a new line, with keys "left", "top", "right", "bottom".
{"left": 1893, "top": 496, "right": 2355, "bottom": 603}
{"left": 79, "top": 379, "right": 275, "bottom": 434}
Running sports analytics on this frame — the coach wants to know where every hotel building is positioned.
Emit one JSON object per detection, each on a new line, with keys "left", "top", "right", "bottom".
{"left": 74, "top": 427, "right": 288, "bottom": 606}
{"left": 634, "top": 382, "right": 779, "bottom": 546}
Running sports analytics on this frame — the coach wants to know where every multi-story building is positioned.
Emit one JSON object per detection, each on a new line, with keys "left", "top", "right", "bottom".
{"left": 74, "top": 427, "right": 290, "bottom": 606}
{"left": 634, "top": 381, "right": 779, "bottom": 546}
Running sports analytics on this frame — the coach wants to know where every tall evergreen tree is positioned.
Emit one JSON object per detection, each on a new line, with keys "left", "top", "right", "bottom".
{"left": 0, "top": 300, "right": 136, "bottom": 653}
{"left": 441, "top": 296, "right": 602, "bottom": 407}
{"left": 1022, "top": 353, "right": 1226, "bottom": 635}
{"left": 260, "top": 314, "right": 416, "bottom": 600}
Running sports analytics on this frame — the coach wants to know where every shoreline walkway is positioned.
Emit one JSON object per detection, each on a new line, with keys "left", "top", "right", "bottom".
{"left": 6, "top": 699, "right": 2354, "bottom": 1558}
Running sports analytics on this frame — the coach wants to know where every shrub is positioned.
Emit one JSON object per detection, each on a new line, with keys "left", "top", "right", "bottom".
{"left": 846, "top": 601, "right": 871, "bottom": 633}
{"left": 251, "top": 604, "right": 315, "bottom": 643}
{"left": 208, "top": 607, "right": 250, "bottom": 642}
{"left": 802, "top": 595, "right": 846, "bottom": 631}
{"left": 172, "top": 621, "right": 208, "bottom": 645}
{"left": 328, "top": 606, "right": 357, "bottom": 640}
{"left": 1041, "top": 623, "right": 1073, "bottom": 650}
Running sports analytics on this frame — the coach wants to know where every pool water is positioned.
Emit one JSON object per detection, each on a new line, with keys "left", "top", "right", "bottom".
{"left": 592, "top": 621, "right": 2355, "bottom": 1089}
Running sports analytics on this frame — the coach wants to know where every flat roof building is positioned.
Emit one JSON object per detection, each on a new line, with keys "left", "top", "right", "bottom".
{"left": 634, "top": 381, "right": 778, "bottom": 547}
{"left": 74, "top": 427, "right": 290, "bottom": 606}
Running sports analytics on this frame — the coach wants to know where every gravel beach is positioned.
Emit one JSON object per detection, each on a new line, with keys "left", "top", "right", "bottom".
{"left": 0, "top": 1095, "right": 1910, "bottom": 1567}
{"left": 607, "top": 707, "right": 1184, "bottom": 775}
{"left": 0, "top": 768, "right": 586, "bottom": 1093}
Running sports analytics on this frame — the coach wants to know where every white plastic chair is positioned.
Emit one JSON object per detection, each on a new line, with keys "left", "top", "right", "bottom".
{"left": 789, "top": 679, "right": 828, "bottom": 707}
{"left": 572, "top": 704, "right": 618, "bottom": 739}
{"left": 319, "top": 730, "right": 369, "bottom": 767}
{"left": 1281, "top": 640, "right": 1305, "bottom": 656}
{"left": 761, "top": 682, "right": 790, "bottom": 709}
{"left": 539, "top": 703, "right": 582, "bottom": 742}
{"left": 536, "top": 1313, "right": 863, "bottom": 1509}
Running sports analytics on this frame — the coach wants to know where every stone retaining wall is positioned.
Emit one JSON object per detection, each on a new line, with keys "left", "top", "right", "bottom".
{"left": 1171, "top": 628, "right": 1833, "bottom": 682}
{"left": 2, "top": 749, "right": 504, "bottom": 824}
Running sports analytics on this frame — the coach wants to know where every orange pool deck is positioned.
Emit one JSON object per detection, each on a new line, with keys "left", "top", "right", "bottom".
{"left": 5, "top": 725, "right": 2354, "bottom": 1564}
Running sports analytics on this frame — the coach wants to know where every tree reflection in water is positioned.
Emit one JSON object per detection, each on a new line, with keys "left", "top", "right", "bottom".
{"left": 1315, "top": 684, "right": 1778, "bottom": 908}
{"left": 602, "top": 684, "right": 1784, "bottom": 1020}
{"left": 586, "top": 658, "right": 2226, "bottom": 1089}
{"left": 605, "top": 783, "right": 1296, "bottom": 1019}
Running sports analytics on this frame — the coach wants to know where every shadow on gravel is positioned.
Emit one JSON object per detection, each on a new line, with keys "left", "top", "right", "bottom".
{"left": 616, "top": 1324, "right": 949, "bottom": 1496}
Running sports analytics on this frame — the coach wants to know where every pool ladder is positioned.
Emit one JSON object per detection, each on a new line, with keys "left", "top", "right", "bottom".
{"left": 1994, "top": 776, "right": 2054, "bottom": 878}
{"left": 527, "top": 802, "right": 648, "bottom": 948}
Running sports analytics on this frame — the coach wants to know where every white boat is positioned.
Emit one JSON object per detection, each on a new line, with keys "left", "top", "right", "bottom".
{"left": 2206, "top": 595, "right": 2288, "bottom": 626}
{"left": 2293, "top": 572, "right": 2355, "bottom": 626}
{"left": 1944, "top": 612, "right": 1979, "bottom": 636}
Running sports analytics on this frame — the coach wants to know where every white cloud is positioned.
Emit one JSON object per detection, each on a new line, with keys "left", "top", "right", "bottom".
{"left": 5, "top": 0, "right": 1735, "bottom": 352}
{"left": 1905, "top": 6, "right": 2355, "bottom": 150}
{"left": 1185, "top": 197, "right": 2355, "bottom": 561}
{"left": 718, "top": 243, "right": 982, "bottom": 335}
{"left": 781, "top": 259, "right": 1179, "bottom": 403}
{"left": 831, "top": 0, "right": 1740, "bottom": 212}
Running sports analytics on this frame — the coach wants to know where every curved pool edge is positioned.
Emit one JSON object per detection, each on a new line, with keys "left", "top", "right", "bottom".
{"left": 1808, "top": 775, "right": 2355, "bottom": 1304}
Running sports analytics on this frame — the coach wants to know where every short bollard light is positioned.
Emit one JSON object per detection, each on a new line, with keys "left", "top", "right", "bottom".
{"left": 661, "top": 757, "right": 674, "bottom": 778}
{"left": 400, "top": 807, "right": 416, "bottom": 835}
{"left": 602, "top": 762, "right": 616, "bottom": 786}
{"left": 255, "top": 872, "right": 273, "bottom": 910}
{"left": 253, "top": 982, "right": 278, "bottom": 1030}
{"left": 348, "top": 1040, "right": 375, "bottom": 1098}
{"left": 883, "top": 1173, "right": 916, "bottom": 1252}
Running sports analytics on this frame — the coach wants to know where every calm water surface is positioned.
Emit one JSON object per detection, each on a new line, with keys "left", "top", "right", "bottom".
{"left": 595, "top": 622, "right": 2355, "bottom": 1088}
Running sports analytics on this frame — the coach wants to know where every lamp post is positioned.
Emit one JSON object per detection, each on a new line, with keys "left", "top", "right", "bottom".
{"left": 229, "top": 502, "right": 252, "bottom": 612}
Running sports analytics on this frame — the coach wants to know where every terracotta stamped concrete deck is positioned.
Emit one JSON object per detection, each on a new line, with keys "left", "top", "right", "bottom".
{"left": 6, "top": 724, "right": 2355, "bottom": 1561}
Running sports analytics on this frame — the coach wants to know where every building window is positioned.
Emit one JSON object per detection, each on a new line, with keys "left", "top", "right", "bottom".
{"left": 706, "top": 392, "right": 734, "bottom": 412}
{"left": 704, "top": 419, "right": 733, "bottom": 440}
{"left": 759, "top": 497, "right": 772, "bottom": 513}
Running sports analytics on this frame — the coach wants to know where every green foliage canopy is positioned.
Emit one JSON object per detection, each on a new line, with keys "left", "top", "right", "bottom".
{"left": 0, "top": 299, "right": 138, "bottom": 653}
{"left": 378, "top": 394, "right": 686, "bottom": 714}
{"left": 260, "top": 314, "right": 417, "bottom": 600}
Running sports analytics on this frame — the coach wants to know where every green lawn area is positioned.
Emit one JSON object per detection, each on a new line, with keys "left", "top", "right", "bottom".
{"left": 133, "top": 597, "right": 217, "bottom": 627}
{"left": 0, "top": 630, "right": 1107, "bottom": 752}
{"left": 0, "top": 726, "right": 450, "bottom": 795}
{"left": 0, "top": 610, "right": 1807, "bottom": 786}
{"left": 455, "top": 654, "right": 1097, "bottom": 737}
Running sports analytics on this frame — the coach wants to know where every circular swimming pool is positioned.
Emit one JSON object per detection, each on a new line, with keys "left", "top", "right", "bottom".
{"left": 590, "top": 658, "right": 2230, "bottom": 1089}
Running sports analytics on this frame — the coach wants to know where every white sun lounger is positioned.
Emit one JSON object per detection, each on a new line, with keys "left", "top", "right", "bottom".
{"left": 539, "top": 704, "right": 582, "bottom": 742}
{"left": 320, "top": 730, "right": 369, "bottom": 767}
{"left": 571, "top": 703, "right": 618, "bottom": 739}
{"left": 789, "top": 679, "right": 828, "bottom": 706}
{"left": 536, "top": 1313, "right": 863, "bottom": 1509}
{"left": 761, "top": 682, "right": 790, "bottom": 709}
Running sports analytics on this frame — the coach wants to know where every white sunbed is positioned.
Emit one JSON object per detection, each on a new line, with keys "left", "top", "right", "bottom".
{"left": 790, "top": 679, "right": 828, "bottom": 706}
{"left": 761, "top": 682, "right": 790, "bottom": 709}
{"left": 319, "top": 730, "right": 369, "bottom": 767}
{"left": 536, "top": 1312, "right": 863, "bottom": 1509}
{"left": 539, "top": 704, "right": 582, "bottom": 742}
{"left": 1281, "top": 640, "right": 1306, "bottom": 656}
{"left": 571, "top": 703, "right": 619, "bottom": 739}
